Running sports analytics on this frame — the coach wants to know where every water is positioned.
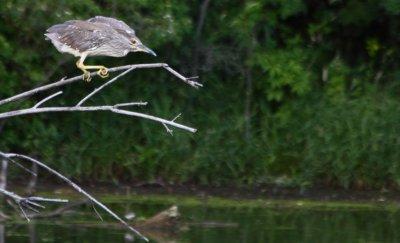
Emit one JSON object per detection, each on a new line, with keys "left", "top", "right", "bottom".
{"left": 2, "top": 196, "right": 400, "bottom": 242}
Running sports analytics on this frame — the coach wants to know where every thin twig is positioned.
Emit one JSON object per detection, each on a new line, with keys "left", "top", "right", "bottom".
{"left": 18, "top": 204, "right": 30, "bottom": 222}
{"left": 172, "top": 113, "right": 182, "bottom": 122}
{"left": 162, "top": 123, "right": 173, "bottom": 135}
{"left": 28, "top": 197, "right": 68, "bottom": 203}
{"left": 92, "top": 204, "right": 103, "bottom": 221}
{"left": 23, "top": 203, "right": 41, "bottom": 213}
{"left": 7, "top": 157, "right": 37, "bottom": 176}
{"left": 76, "top": 67, "right": 135, "bottom": 106}
{"left": 111, "top": 108, "right": 196, "bottom": 133}
{"left": 162, "top": 113, "right": 182, "bottom": 135}
{"left": 34, "top": 91, "right": 63, "bottom": 108}
{"left": 113, "top": 102, "right": 147, "bottom": 108}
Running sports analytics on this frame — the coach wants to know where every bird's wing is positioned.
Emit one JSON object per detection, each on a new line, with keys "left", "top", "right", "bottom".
{"left": 87, "top": 16, "right": 136, "bottom": 39}
{"left": 46, "top": 20, "right": 115, "bottom": 52}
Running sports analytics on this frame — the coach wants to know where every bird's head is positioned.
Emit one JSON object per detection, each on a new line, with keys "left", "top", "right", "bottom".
{"left": 130, "top": 37, "right": 157, "bottom": 56}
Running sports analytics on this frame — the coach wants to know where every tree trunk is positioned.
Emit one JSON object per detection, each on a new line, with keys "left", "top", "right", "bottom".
{"left": 0, "top": 224, "right": 4, "bottom": 243}
{"left": 244, "top": 67, "right": 253, "bottom": 142}
{"left": 0, "top": 159, "right": 8, "bottom": 191}
{"left": 192, "top": 0, "right": 211, "bottom": 75}
{"left": 26, "top": 163, "right": 38, "bottom": 195}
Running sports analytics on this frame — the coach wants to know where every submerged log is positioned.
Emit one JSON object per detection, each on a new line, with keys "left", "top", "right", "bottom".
{"left": 127, "top": 205, "right": 180, "bottom": 243}
{"left": 135, "top": 205, "right": 180, "bottom": 229}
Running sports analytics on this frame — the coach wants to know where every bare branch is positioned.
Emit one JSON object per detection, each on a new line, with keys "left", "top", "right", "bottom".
{"left": 162, "top": 65, "right": 202, "bottom": 88}
{"left": 0, "top": 188, "right": 23, "bottom": 201}
{"left": 0, "top": 188, "right": 67, "bottom": 205}
{"left": 0, "top": 152, "right": 148, "bottom": 242}
{"left": 34, "top": 91, "right": 63, "bottom": 108}
{"left": 0, "top": 63, "right": 201, "bottom": 107}
{"left": 28, "top": 197, "right": 68, "bottom": 203}
{"left": 0, "top": 187, "right": 67, "bottom": 222}
{"left": 0, "top": 63, "right": 198, "bottom": 134}
{"left": 113, "top": 102, "right": 147, "bottom": 108}
{"left": 0, "top": 105, "right": 196, "bottom": 133}
{"left": 76, "top": 67, "right": 135, "bottom": 107}
{"left": 5, "top": 156, "right": 37, "bottom": 176}
{"left": 111, "top": 108, "right": 196, "bottom": 133}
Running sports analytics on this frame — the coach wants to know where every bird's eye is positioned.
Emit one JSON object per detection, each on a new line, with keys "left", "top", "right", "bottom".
{"left": 131, "top": 39, "right": 137, "bottom": 45}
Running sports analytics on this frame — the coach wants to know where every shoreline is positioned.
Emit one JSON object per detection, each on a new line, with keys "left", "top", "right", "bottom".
{"left": 23, "top": 182, "right": 400, "bottom": 205}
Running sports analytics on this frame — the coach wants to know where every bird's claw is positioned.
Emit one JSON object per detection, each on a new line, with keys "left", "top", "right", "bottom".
{"left": 98, "top": 67, "right": 109, "bottom": 78}
{"left": 83, "top": 72, "right": 92, "bottom": 82}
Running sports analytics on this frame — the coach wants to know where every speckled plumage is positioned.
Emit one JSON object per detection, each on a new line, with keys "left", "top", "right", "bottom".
{"left": 46, "top": 18, "right": 133, "bottom": 57}
{"left": 45, "top": 16, "right": 156, "bottom": 81}
{"left": 87, "top": 16, "right": 136, "bottom": 38}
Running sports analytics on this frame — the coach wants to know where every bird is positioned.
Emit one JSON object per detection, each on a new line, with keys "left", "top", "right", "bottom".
{"left": 45, "top": 16, "right": 156, "bottom": 82}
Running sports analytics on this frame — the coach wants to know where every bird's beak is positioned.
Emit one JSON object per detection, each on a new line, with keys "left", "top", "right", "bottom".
{"left": 137, "top": 44, "right": 157, "bottom": 56}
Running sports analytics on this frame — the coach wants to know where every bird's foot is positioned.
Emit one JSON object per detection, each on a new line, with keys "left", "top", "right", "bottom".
{"left": 98, "top": 67, "right": 109, "bottom": 78}
{"left": 82, "top": 71, "right": 92, "bottom": 82}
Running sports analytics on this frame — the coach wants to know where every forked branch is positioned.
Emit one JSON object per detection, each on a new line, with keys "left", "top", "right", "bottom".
{"left": 0, "top": 63, "right": 199, "bottom": 134}
{"left": 0, "top": 105, "right": 196, "bottom": 133}
{"left": 0, "top": 63, "right": 202, "bottom": 106}
{"left": 0, "top": 152, "right": 148, "bottom": 241}
{"left": 0, "top": 187, "right": 68, "bottom": 222}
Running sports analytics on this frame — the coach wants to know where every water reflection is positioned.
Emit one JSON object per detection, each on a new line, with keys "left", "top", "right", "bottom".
{"left": 28, "top": 223, "right": 36, "bottom": 243}
{"left": 0, "top": 224, "right": 4, "bottom": 243}
{"left": 1, "top": 201, "right": 400, "bottom": 242}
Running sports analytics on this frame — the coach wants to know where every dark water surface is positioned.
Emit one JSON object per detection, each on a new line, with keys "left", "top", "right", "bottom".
{"left": 2, "top": 196, "right": 400, "bottom": 242}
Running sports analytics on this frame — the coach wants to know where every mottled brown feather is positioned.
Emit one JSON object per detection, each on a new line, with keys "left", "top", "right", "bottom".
{"left": 46, "top": 20, "right": 120, "bottom": 52}
{"left": 87, "top": 16, "right": 136, "bottom": 39}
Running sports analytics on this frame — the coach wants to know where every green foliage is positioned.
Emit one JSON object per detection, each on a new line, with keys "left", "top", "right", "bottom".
{"left": 1, "top": 0, "right": 400, "bottom": 189}
{"left": 255, "top": 47, "right": 312, "bottom": 101}
{"left": 259, "top": 93, "right": 400, "bottom": 188}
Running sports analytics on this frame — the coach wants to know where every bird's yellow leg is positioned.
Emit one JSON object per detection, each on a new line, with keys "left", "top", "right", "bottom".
{"left": 81, "top": 65, "right": 109, "bottom": 79}
{"left": 76, "top": 59, "right": 92, "bottom": 82}
{"left": 76, "top": 55, "right": 109, "bottom": 82}
{"left": 76, "top": 55, "right": 92, "bottom": 82}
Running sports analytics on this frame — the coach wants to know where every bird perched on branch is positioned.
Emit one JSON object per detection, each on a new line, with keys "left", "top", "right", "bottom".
{"left": 45, "top": 16, "right": 156, "bottom": 82}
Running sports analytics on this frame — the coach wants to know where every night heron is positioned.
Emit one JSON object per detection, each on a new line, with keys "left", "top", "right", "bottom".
{"left": 45, "top": 16, "right": 156, "bottom": 81}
